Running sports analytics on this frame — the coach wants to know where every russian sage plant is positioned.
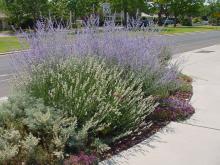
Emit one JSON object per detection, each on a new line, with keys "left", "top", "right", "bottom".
{"left": 16, "top": 20, "right": 179, "bottom": 97}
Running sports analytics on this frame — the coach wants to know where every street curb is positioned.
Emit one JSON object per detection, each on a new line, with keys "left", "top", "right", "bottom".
{"left": 162, "top": 30, "right": 219, "bottom": 36}
{"left": 172, "top": 44, "right": 218, "bottom": 58}
{"left": 0, "top": 49, "right": 28, "bottom": 56}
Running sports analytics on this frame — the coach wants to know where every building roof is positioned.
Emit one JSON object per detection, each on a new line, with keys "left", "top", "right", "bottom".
{"left": 141, "top": 12, "right": 158, "bottom": 18}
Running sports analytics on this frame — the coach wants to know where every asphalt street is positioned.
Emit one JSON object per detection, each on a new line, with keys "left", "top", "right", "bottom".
{"left": 164, "top": 31, "right": 220, "bottom": 54}
{"left": 0, "top": 30, "right": 220, "bottom": 97}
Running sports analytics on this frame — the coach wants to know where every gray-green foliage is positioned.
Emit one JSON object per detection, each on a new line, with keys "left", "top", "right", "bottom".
{"left": 0, "top": 94, "right": 77, "bottom": 163}
{"left": 0, "top": 57, "right": 157, "bottom": 163}
{"left": 24, "top": 57, "right": 157, "bottom": 139}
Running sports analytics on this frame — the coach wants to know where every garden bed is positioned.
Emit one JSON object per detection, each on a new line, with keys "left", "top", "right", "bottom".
{"left": 0, "top": 19, "right": 195, "bottom": 165}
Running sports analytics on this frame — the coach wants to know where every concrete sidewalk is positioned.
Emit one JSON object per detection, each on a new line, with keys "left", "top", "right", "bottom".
{"left": 101, "top": 45, "right": 220, "bottom": 165}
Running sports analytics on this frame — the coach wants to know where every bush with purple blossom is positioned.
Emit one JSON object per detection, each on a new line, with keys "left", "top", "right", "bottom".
{"left": 151, "top": 97, "right": 195, "bottom": 121}
{"left": 0, "top": 17, "right": 192, "bottom": 164}
{"left": 16, "top": 18, "right": 179, "bottom": 98}
{"left": 64, "top": 152, "right": 97, "bottom": 165}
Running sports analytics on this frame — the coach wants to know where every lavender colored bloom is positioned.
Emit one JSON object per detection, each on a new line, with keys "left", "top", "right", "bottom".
{"left": 14, "top": 18, "right": 179, "bottom": 92}
{"left": 155, "top": 97, "right": 195, "bottom": 121}
{"left": 151, "top": 97, "right": 195, "bottom": 122}
{"left": 64, "top": 152, "right": 97, "bottom": 165}
{"left": 161, "top": 98, "right": 193, "bottom": 111}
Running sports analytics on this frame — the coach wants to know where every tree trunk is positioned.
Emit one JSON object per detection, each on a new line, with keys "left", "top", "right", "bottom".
{"left": 158, "top": 4, "right": 163, "bottom": 26}
{"left": 174, "top": 15, "right": 177, "bottom": 27}
{"left": 188, "top": 16, "right": 192, "bottom": 26}
{"left": 123, "top": 0, "right": 128, "bottom": 27}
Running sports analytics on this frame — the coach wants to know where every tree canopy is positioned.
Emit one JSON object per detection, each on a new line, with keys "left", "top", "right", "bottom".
{"left": 1, "top": 0, "right": 218, "bottom": 27}
{"left": 152, "top": 0, "right": 205, "bottom": 26}
{"left": 4, "top": 0, "right": 49, "bottom": 27}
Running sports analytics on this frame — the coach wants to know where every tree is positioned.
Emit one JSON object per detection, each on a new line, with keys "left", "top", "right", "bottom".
{"left": 169, "top": 0, "right": 204, "bottom": 26}
{"left": 207, "top": 0, "right": 220, "bottom": 25}
{"left": 49, "top": 0, "right": 100, "bottom": 22}
{"left": 0, "top": 0, "right": 5, "bottom": 10}
{"left": 153, "top": 0, "right": 204, "bottom": 26}
{"left": 49, "top": 0, "right": 70, "bottom": 21}
{"left": 50, "top": 0, "right": 148, "bottom": 26}
{"left": 153, "top": 0, "right": 170, "bottom": 25}
{"left": 4, "top": 0, "right": 49, "bottom": 28}
{"left": 109, "top": 0, "right": 147, "bottom": 25}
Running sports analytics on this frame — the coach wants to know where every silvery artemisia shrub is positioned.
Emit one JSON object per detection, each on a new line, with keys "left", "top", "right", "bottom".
{"left": 0, "top": 94, "right": 77, "bottom": 164}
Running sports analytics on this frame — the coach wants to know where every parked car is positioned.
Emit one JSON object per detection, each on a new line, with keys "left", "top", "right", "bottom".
{"left": 202, "top": 20, "right": 209, "bottom": 25}
{"left": 162, "top": 19, "right": 176, "bottom": 25}
{"left": 140, "top": 18, "right": 150, "bottom": 27}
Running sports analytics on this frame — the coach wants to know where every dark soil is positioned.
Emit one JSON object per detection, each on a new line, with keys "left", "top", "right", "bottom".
{"left": 99, "top": 121, "right": 169, "bottom": 160}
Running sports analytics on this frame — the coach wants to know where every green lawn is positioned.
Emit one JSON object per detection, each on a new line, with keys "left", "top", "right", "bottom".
{"left": 0, "top": 36, "right": 23, "bottom": 53}
{"left": 162, "top": 26, "right": 220, "bottom": 34}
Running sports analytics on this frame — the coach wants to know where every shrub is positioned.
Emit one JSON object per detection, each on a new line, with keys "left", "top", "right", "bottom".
{"left": 151, "top": 97, "right": 195, "bottom": 121}
{"left": 0, "top": 94, "right": 77, "bottom": 164}
{"left": 192, "top": 17, "right": 202, "bottom": 24}
{"left": 181, "top": 18, "right": 192, "bottom": 26}
{"left": 16, "top": 20, "right": 179, "bottom": 98}
{"left": 177, "top": 74, "right": 193, "bottom": 93}
{"left": 23, "top": 57, "right": 157, "bottom": 141}
{"left": 64, "top": 152, "right": 97, "bottom": 165}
